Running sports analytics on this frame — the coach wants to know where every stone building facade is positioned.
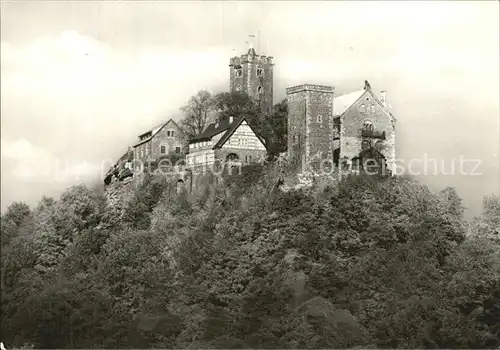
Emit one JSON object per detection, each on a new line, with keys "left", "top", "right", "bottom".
{"left": 132, "top": 118, "right": 188, "bottom": 174}
{"left": 229, "top": 44, "right": 274, "bottom": 115}
{"left": 186, "top": 116, "right": 267, "bottom": 174}
{"left": 287, "top": 82, "right": 396, "bottom": 176}
{"left": 287, "top": 84, "right": 335, "bottom": 173}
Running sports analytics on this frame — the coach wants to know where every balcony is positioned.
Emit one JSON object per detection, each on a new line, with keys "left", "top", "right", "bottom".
{"left": 360, "top": 128, "right": 386, "bottom": 140}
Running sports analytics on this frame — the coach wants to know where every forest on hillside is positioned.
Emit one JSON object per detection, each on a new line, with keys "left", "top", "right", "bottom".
{"left": 1, "top": 164, "right": 499, "bottom": 349}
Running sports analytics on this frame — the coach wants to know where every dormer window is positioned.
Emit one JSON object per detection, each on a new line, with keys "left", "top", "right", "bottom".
{"left": 257, "top": 67, "right": 263, "bottom": 77}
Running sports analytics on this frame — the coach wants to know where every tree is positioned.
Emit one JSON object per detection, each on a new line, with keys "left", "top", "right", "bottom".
{"left": 1, "top": 202, "right": 32, "bottom": 247}
{"left": 180, "top": 90, "right": 215, "bottom": 138}
{"left": 261, "top": 99, "right": 288, "bottom": 159}
{"left": 213, "top": 91, "right": 261, "bottom": 125}
{"left": 470, "top": 194, "right": 500, "bottom": 240}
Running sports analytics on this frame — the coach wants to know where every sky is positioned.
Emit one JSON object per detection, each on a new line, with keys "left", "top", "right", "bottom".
{"left": 1, "top": 1, "right": 499, "bottom": 218}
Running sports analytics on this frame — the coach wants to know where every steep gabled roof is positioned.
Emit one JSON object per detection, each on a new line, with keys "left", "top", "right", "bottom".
{"left": 333, "top": 89, "right": 365, "bottom": 117}
{"left": 189, "top": 116, "right": 267, "bottom": 150}
{"left": 133, "top": 118, "right": 181, "bottom": 147}
{"left": 213, "top": 116, "right": 267, "bottom": 149}
{"left": 333, "top": 88, "right": 396, "bottom": 123}
{"left": 189, "top": 117, "right": 233, "bottom": 143}
{"left": 365, "top": 89, "right": 397, "bottom": 123}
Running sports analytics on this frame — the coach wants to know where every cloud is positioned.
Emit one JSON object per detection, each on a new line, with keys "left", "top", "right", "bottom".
{"left": 1, "top": 1, "right": 498, "bottom": 217}
{"left": 1, "top": 138, "right": 102, "bottom": 183}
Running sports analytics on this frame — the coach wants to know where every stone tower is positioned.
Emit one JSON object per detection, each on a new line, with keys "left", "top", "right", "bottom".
{"left": 229, "top": 42, "right": 274, "bottom": 115}
{"left": 286, "top": 84, "right": 335, "bottom": 174}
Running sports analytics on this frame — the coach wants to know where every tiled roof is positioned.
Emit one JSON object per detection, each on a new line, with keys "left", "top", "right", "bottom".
{"left": 333, "top": 89, "right": 366, "bottom": 117}
{"left": 213, "top": 116, "right": 248, "bottom": 149}
{"left": 190, "top": 116, "right": 266, "bottom": 150}
{"left": 133, "top": 118, "right": 181, "bottom": 147}
{"left": 189, "top": 117, "right": 234, "bottom": 143}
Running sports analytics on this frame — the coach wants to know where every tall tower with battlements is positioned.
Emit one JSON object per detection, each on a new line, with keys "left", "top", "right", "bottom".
{"left": 229, "top": 40, "right": 274, "bottom": 116}
{"left": 286, "top": 84, "right": 335, "bottom": 174}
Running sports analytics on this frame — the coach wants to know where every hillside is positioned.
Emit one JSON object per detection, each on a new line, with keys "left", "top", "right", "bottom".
{"left": 1, "top": 164, "right": 499, "bottom": 349}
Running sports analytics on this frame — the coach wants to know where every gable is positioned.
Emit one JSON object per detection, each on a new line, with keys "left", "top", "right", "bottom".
{"left": 333, "top": 89, "right": 365, "bottom": 117}
{"left": 335, "top": 89, "right": 396, "bottom": 124}
{"left": 220, "top": 121, "right": 266, "bottom": 150}
{"left": 366, "top": 89, "right": 396, "bottom": 123}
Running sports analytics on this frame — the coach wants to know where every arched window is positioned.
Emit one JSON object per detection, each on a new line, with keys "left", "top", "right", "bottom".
{"left": 317, "top": 115, "right": 323, "bottom": 123}
{"left": 362, "top": 140, "right": 371, "bottom": 151}
{"left": 363, "top": 120, "right": 374, "bottom": 132}
{"left": 257, "top": 86, "right": 263, "bottom": 94}
{"left": 226, "top": 153, "right": 240, "bottom": 174}
{"left": 257, "top": 67, "right": 263, "bottom": 77}
{"left": 370, "top": 104, "right": 376, "bottom": 114}
{"left": 235, "top": 68, "right": 242, "bottom": 77}
{"left": 359, "top": 104, "right": 366, "bottom": 113}
{"left": 176, "top": 179, "right": 185, "bottom": 194}
{"left": 226, "top": 153, "right": 239, "bottom": 161}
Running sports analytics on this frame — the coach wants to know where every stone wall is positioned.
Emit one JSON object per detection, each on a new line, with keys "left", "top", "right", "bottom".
{"left": 150, "top": 121, "right": 186, "bottom": 161}
{"left": 286, "top": 84, "right": 335, "bottom": 174}
{"left": 229, "top": 52, "right": 274, "bottom": 115}
{"left": 340, "top": 89, "right": 396, "bottom": 172}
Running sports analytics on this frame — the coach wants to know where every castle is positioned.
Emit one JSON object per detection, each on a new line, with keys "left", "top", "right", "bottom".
{"left": 287, "top": 83, "right": 396, "bottom": 176}
{"left": 104, "top": 41, "right": 397, "bottom": 187}
{"left": 229, "top": 41, "right": 274, "bottom": 116}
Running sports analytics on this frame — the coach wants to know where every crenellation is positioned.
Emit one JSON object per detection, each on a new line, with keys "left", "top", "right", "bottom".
{"left": 106, "top": 43, "right": 398, "bottom": 189}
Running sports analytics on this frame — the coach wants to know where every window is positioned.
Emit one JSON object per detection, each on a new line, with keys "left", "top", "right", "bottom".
{"left": 160, "top": 145, "right": 166, "bottom": 154}
{"left": 375, "top": 140, "right": 384, "bottom": 150}
{"left": 359, "top": 104, "right": 366, "bottom": 113}
{"left": 317, "top": 115, "right": 323, "bottom": 123}
{"left": 362, "top": 140, "right": 371, "bottom": 151}
{"left": 257, "top": 67, "right": 263, "bottom": 77}
{"left": 141, "top": 148, "right": 144, "bottom": 158}
{"left": 171, "top": 130, "right": 175, "bottom": 137}
{"left": 235, "top": 68, "right": 242, "bottom": 77}
{"left": 146, "top": 146, "right": 149, "bottom": 156}
{"left": 257, "top": 86, "right": 263, "bottom": 94}
{"left": 370, "top": 104, "right": 376, "bottom": 114}
{"left": 175, "top": 147, "right": 181, "bottom": 154}
{"left": 363, "top": 120, "right": 374, "bottom": 132}
{"left": 227, "top": 153, "right": 239, "bottom": 161}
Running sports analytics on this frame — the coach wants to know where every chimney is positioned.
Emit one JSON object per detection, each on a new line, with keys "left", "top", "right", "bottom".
{"left": 229, "top": 116, "right": 234, "bottom": 124}
{"left": 380, "top": 90, "right": 387, "bottom": 108}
